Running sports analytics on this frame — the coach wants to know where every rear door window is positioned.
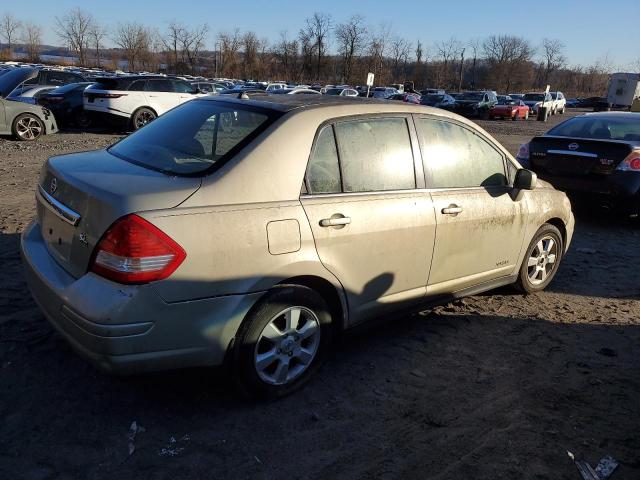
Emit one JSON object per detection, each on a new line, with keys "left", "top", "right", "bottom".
{"left": 306, "top": 126, "right": 341, "bottom": 194}
{"left": 146, "top": 79, "right": 175, "bottom": 92}
{"left": 173, "top": 80, "right": 196, "bottom": 93}
{"left": 415, "top": 118, "right": 507, "bottom": 188}
{"left": 334, "top": 117, "right": 415, "bottom": 192}
{"left": 128, "top": 80, "right": 147, "bottom": 91}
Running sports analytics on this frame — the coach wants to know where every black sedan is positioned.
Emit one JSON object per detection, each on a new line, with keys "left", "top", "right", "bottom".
{"left": 37, "top": 82, "right": 94, "bottom": 128}
{"left": 517, "top": 112, "right": 640, "bottom": 215}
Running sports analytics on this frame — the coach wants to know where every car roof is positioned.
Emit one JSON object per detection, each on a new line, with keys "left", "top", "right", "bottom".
{"left": 581, "top": 112, "right": 640, "bottom": 120}
{"left": 201, "top": 94, "right": 400, "bottom": 112}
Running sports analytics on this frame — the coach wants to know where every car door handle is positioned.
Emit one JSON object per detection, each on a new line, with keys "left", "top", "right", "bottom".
{"left": 320, "top": 216, "right": 351, "bottom": 227}
{"left": 441, "top": 205, "right": 463, "bottom": 215}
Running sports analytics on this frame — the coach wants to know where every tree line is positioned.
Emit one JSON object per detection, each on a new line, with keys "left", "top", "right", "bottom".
{"left": 1, "top": 9, "right": 635, "bottom": 96}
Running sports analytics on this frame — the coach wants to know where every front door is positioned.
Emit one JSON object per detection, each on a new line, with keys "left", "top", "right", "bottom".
{"left": 301, "top": 117, "right": 436, "bottom": 323}
{"left": 145, "top": 79, "right": 180, "bottom": 115}
{"left": 414, "top": 115, "right": 527, "bottom": 293}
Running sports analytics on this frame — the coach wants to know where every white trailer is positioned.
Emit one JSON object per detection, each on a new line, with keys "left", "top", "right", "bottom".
{"left": 606, "top": 73, "right": 640, "bottom": 108}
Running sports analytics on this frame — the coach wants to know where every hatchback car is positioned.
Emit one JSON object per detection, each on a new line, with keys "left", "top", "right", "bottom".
{"left": 22, "top": 96, "right": 574, "bottom": 398}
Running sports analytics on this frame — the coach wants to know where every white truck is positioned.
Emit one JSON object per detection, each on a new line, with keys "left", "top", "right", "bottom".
{"left": 606, "top": 72, "right": 640, "bottom": 109}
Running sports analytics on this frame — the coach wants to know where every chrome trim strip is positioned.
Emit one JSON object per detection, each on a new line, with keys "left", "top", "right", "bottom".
{"left": 36, "top": 185, "right": 81, "bottom": 226}
{"left": 546, "top": 149, "right": 598, "bottom": 158}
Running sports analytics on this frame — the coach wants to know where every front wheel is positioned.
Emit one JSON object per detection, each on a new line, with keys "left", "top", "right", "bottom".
{"left": 233, "top": 285, "right": 333, "bottom": 399}
{"left": 515, "top": 224, "right": 564, "bottom": 293}
{"left": 12, "top": 113, "right": 45, "bottom": 141}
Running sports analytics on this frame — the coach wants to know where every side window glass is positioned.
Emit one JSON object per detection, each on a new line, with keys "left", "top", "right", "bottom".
{"left": 416, "top": 118, "right": 506, "bottom": 188}
{"left": 306, "top": 126, "right": 341, "bottom": 194}
{"left": 128, "top": 80, "right": 146, "bottom": 91}
{"left": 146, "top": 80, "right": 174, "bottom": 92}
{"left": 173, "top": 81, "right": 195, "bottom": 93}
{"left": 334, "top": 117, "right": 415, "bottom": 192}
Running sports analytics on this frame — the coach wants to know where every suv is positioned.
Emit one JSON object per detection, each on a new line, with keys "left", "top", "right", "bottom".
{"left": 83, "top": 76, "right": 205, "bottom": 129}
{"left": 523, "top": 92, "right": 554, "bottom": 118}
{"left": 22, "top": 96, "right": 574, "bottom": 398}
{"left": 22, "top": 68, "right": 86, "bottom": 87}
{"left": 549, "top": 91, "right": 566, "bottom": 115}
{"left": 451, "top": 90, "right": 498, "bottom": 118}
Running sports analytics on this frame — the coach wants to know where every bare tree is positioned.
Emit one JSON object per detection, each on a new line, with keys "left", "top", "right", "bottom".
{"left": 390, "top": 36, "right": 411, "bottom": 81}
{"left": 22, "top": 22, "right": 42, "bottom": 63}
{"left": 467, "top": 38, "right": 481, "bottom": 89}
{"left": 55, "top": 8, "right": 94, "bottom": 66}
{"left": 242, "top": 31, "right": 261, "bottom": 79}
{"left": 483, "top": 35, "right": 533, "bottom": 92}
{"left": 297, "top": 27, "right": 316, "bottom": 81}
{"left": 273, "top": 31, "right": 299, "bottom": 81}
{"left": 88, "top": 23, "right": 107, "bottom": 67}
{"left": 436, "top": 37, "right": 461, "bottom": 88}
{"left": 181, "top": 24, "right": 208, "bottom": 74}
{"left": 1, "top": 13, "right": 21, "bottom": 58}
{"left": 367, "top": 23, "right": 392, "bottom": 84}
{"left": 334, "top": 15, "right": 367, "bottom": 84}
{"left": 302, "top": 13, "right": 332, "bottom": 80}
{"left": 113, "top": 22, "right": 151, "bottom": 72}
{"left": 218, "top": 29, "right": 242, "bottom": 78}
{"left": 541, "top": 38, "right": 566, "bottom": 86}
{"left": 162, "top": 21, "right": 185, "bottom": 72}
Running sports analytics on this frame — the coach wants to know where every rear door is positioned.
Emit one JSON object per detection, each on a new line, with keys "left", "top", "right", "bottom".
{"left": 300, "top": 116, "right": 436, "bottom": 323}
{"left": 145, "top": 79, "right": 180, "bottom": 115}
{"left": 414, "top": 116, "right": 527, "bottom": 293}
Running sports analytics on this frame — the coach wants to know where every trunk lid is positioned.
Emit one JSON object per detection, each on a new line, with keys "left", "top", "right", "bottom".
{"left": 36, "top": 149, "right": 201, "bottom": 278}
{"left": 529, "top": 136, "right": 633, "bottom": 177}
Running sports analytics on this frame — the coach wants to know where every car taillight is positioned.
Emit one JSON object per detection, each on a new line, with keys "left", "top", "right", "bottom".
{"left": 90, "top": 214, "right": 186, "bottom": 284}
{"left": 517, "top": 142, "right": 530, "bottom": 160}
{"left": 43, "top": 96, "right": 64, "bottom": 103}
{"left": 616, "top": 151, "right": 640, "bottom": 171}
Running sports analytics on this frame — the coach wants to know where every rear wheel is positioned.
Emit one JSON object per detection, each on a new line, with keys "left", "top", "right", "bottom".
{"left": 12, "top": 113, "right": 44, "bottom": 141}
{"left": 515, "top": 224, "right": 563, "bottom": 293}
{"left": 233, "top": 285, "right": 333, "bottom": 399}
{"left": 511, "top": 112, "right": 518, "bottom": 121}
{"left": 131, "top": 107, "right": 156, "bottom": 130}
{"left": 74, "top": 109, "right": 92, "bottom": 128}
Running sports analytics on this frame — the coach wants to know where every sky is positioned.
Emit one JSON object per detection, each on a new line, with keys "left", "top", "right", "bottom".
{"left": 6, "top": 0, "right": 640, "bottom": 70}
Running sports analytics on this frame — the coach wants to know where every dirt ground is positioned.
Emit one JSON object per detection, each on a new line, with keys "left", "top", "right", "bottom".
{"left": 1, "top": 109, "right": 639, "bottom": 480}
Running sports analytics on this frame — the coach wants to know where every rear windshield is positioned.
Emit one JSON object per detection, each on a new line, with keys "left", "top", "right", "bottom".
{"left": 524, "top": 93, "right": 544, "bottom": 101}
{"left": 547, "top": 116, "right": 640, "bottom": 141}
{"left": 109, "top": 100, "right": 279, "bottom": 176}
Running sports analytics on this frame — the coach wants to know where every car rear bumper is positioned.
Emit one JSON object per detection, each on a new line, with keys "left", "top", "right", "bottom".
{"left": 21, "top": 221, "right": 263, "bottom": 374}
{"left": 538, "top": 172, "right": 640, "bottom": 213}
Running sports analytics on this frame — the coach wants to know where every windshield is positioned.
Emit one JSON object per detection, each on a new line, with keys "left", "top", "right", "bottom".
{"left": 109, "top": 100, "right": 278, "bottom": 176}
{"left": 459, "top": 92, "right": 484, "bottom": 101}
{"left": 524, "top": 94, "right": 544, "bottom": 101}
{"left": 325, "top": 88, "right": 342, "bottom": 95}
{"left": 547, "top": 116, "right": 640, "bottom": 141}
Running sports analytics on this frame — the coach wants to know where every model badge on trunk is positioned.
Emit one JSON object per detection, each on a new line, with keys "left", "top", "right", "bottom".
{"left": 568, "top": 143, "right": 579, "bottom": 150}
{"left": 50, "top": 178, "right": 57, "bottom": 194}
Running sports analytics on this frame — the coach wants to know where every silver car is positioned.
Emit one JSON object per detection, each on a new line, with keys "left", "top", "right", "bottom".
{"left": 21, "top": 96, "right": 574, "bottom": 398}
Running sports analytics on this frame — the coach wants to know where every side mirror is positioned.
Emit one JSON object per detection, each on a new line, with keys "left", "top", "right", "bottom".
{"left": 514, "top": 168, "right": 537, "bottom": 190}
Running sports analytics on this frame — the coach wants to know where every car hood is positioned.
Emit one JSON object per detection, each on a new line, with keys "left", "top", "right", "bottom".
{"left": 0, "top": 68, "right": 38, "bottom": 98}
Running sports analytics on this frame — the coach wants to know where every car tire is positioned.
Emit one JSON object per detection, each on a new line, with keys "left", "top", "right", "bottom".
{"left": 74, "top": 109, "right": 92, "bottom": 129}
{"left": 512, "top": 113, "right": 518, "bottom": 121}
{"left": 481, "top": 109, "right": 490, "bottom": 120}
{"left": 131, "top": 107, "right": 157, "bottom": 130}
{"left": 514, "top": 224, "right": 564, "bottom": 293}
{"left": 233, "top": 285, "right": 333, "bottom": 399}
{"left": 12, "top": 113, "right": 45, "bottom": 141}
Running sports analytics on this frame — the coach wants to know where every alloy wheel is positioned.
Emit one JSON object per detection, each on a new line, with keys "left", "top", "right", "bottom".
{"left": 16, "top": 116, "right": 43, "bottom": 140}
{"left": 134, "top": 110, "right": 155, "bottom": 129}
{"left": 253, "top": 306, "right": 321, "bottom": 385}
{"left": 527, "top": 235, "right": 558, "bottom": 285}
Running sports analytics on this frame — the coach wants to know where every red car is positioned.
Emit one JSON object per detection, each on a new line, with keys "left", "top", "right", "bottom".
{"left": 489, "top": 96, "right": 530, "bottom": 120}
